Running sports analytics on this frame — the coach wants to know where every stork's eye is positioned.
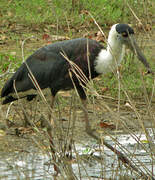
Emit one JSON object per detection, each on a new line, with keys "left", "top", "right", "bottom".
{"left": 122, "top": 32, "right": 128, "bottom": 37}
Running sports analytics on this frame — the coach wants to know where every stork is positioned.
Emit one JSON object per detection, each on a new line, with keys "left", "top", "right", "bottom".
{"left": 1, "top": 24, "right": 153, "bottom": 130}
{"left": 1, "top": 23, "right": 154, "bottom": 178}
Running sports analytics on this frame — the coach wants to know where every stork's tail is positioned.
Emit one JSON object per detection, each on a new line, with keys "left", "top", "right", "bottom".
{"left": 1, "top": 78, "right": 14, "bottom": 98}
{"left": 2, "top": 94, "right": 37, "bottom": 105}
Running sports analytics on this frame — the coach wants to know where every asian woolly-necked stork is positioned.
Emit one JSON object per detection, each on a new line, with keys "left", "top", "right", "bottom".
{"left": 1, "top": 23, "right": 154, "bottom": 177}
{"left": 1, "top": 24, "right": 153, "bottom": 131}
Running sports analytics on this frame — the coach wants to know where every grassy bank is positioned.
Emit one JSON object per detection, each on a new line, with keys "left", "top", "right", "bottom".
{"left": 0, "top": 0, "right": 154, "bottom": 32}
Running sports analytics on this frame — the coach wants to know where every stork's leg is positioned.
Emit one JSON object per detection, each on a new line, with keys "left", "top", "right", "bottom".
{"left": 42, "top": 92, "right": 59, "bottom": 175}
{"left": 77, "top": 85, "right": 98, "bottom": 140}
{"left": 48, "top": 95, "right": 55, "bottom": 124}
{"left": 41, "top": 95, "right": 55, "bottom": 126}
{"left": 50, "top": 95, "right": 55, "bottom": 109}
{"left": 81, "top": 99, "right": 98, "bottom": 140}
{"left": 81, "top": 99, "right": 90, "bottom": 130}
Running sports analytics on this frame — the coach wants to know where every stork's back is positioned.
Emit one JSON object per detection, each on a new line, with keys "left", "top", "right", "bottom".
{"left": 1, "top": 38, "right": 104, "bottom": 103}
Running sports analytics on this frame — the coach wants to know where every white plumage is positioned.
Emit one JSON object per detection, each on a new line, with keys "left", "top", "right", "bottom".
{"left": 95, "top": 24, "right": 126, "bottom": 74}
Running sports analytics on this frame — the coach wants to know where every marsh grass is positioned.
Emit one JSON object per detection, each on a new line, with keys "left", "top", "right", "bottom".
{"left": 1, "top": 80, "right": 154, "bottom": 179}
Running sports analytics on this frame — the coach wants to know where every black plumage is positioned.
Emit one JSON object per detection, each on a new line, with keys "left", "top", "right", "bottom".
{"left": 116, "top": 24, "right": 134, "bottom": 34}
{"left": 1, "top": 38, "right": 103, "bottom": 103}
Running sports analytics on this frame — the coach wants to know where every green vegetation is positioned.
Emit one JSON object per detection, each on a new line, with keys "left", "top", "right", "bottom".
{"left": 0, "top": 0, "right": 154, "bottom": 30}
{"left": 0, "top": 53, "right": 20, "bottom": 73}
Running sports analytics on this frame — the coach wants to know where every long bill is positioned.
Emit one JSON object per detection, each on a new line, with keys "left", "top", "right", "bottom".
{"left": 128, "top": 35, "right": 153, "bottom": 74}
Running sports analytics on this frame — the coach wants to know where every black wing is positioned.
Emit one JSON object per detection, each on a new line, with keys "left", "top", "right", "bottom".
{"left": 1, "top": 38, "right": 103, "bottom": 98}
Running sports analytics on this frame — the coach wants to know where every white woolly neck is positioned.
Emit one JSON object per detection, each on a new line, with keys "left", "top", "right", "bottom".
{"left": 95, "top": 24, "right": 125, "bottom": 74}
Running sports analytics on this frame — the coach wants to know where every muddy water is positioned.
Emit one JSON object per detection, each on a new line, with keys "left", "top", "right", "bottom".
{"left": 75, "top": 129, "right": 155, "bottom": 179}
{"left": 0, "top": 128, "right": 154, "bottom": 179}
{"left": 0, "top": 97, "right": 155, "bottom": 179}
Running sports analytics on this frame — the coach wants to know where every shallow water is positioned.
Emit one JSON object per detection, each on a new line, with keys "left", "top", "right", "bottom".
{"left": 0, "top": 128, "right": 154, "bottom": 179}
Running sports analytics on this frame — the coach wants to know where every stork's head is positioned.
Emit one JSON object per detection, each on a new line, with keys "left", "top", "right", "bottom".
{"left": 110, "top": 23, "right": 153, "bottom": 74}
